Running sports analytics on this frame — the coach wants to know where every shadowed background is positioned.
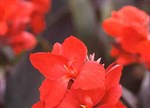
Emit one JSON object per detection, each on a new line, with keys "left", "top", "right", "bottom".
{"left": 4, "top": 0, "right": 150, "bottom": 108}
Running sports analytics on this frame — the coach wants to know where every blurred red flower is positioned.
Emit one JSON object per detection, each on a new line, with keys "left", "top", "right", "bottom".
{"left": 30, "top": 36, "right": 125, "bottom": 108}
{"left": 102, "top": 5, "right": 150, "bottom": 67}
{"left": 8, "top": 31, "right": 37, "bottom": 54}
{"left": 29, "top": 0, "right": 52, "bottom": 34}
{"left": 0, "top": 0, "right": 51, "bottom": 54}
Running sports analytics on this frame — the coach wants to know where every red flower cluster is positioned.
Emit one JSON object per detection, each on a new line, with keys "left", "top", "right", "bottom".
{"left": 102, "top": 6, "right": 150, "bottom": 68}
{"left": 28, "top": 0, "right": 51, "bottom": 34}
{"left": 0, "top": 0, "right": 51, "bottom": 54}
{"left": 30, "top": 36, "right": 126, "bottom": 108}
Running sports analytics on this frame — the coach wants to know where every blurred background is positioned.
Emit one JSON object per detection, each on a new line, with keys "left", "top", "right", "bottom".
{"left": 0, "top": 0, "right": 150, "bottom": 108}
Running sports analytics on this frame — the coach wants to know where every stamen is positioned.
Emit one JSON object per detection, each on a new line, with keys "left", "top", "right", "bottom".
{"left": 64, "top": 65, "right": 69, "bottom": 71}
{"left": 80, "top": 105, "right": 87, "bottom": 108}
{"left": 64, "top": 65, "right": 77, "bottom": 78}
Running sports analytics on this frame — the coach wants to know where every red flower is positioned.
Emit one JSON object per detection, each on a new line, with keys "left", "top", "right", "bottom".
{"left": 10, "top": 1, "right": 34, "bottom": 27}
{"left": 0, "top": 0, "right": 51, "bottom": 54}
{"left": 32, "top": 63, "right": 125, "bottom": 108}
{"left": 30, "top": 36, "right": 125, "bottom": 108}
{"left": 0, "top": 0, "right": 18, "bottom": 35}
{"left": 8, "top": 31, "right": 37, "bottom": 54}
{"left": 102, "top": 5, "right": 150, "bottom": 67}
{"left": 29, "top": 0, "right": 52, "bottom": 34}
{"left": 103, "top": 6, "right": 149, "bottom": 38}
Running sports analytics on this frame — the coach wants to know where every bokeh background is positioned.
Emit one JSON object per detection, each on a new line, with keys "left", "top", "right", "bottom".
{"left": 1, "top": 0, "right": 150, "bottom": 108}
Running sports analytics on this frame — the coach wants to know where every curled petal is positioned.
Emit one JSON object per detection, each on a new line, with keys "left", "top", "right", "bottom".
{"left": 105, "top": 64, "right": 123, "bottom": 90}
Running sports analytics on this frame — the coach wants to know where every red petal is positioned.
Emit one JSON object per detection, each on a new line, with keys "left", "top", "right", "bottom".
{"left": 105, "top": 64, "right": 123, "bottom": 90}
{"left": 121, "top": 26, "right": 148, "bottom": 53}
{"left": 31, "top": 0, "right": 51, "bottom": 13}
{"left": 9, "top": 31, "right": 37, "bottom": 54}
{"left": 72, "top": 88, "right": 105, "bottom": 106}
{"left": 116, "top": 54, "right": 138, "bottom": 65}
{"left": 30, "top": 53, "right": 68, "bottom": 80}
{"left": 0, "top": 21, "right": 8, "bottom": 35}
{"left": 40, "top": 78, "right": 69, "bottom": 107}
{"left": 97, "top": 104, "right": 115, "bottom": 108}
{"left": 136, "top": 40, "right": 150, "bottom": 61}
{"left": 116, "top": 101, "right": 126, "bottom": 108}
{"left": 105, "top": 62, "right": 116, "bottom": 72}
{"left": 56, "top": 90, "right": 80, "bottom": 108}
{"left": 31, "top": 14, "right": 46, "bottom": 34}
{"left": 101, "top": 85, "right": 122, "bottom": 105}
{"left": 52, "top": 42, "right": 62, "bottom": 55}
{"left": 102, "top": 18, "right": 123, "bottom": 37}
{"left": 72, "top": 61, "right": 105, "bottom": 90}
{"left": 61, "top": 36, "right": 87, "bottom": 70}
{"left": 110, "top": 47, "right": 120, "bottom": 57}
{"left": 32, "top": 101, "right": 45, "bottom": 108}
{"left": 118, "top": 6, "right": 149, "bottom": 26}
{"left": 11, "top": 1, "right": 34, "bottom": 24}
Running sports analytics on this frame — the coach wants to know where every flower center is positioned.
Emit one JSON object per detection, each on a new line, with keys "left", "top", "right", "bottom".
{"left": 80, "top": 105, "right": 92, "bottom": 108}
{"left": 80, "top": 105, "right": 87, "bottom": 108}
{"left": 64, "top": 65, "right": 78, "bottom": 79}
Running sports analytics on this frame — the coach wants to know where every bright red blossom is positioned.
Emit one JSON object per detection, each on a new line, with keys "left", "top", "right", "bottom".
{"left": 102, "top": 5, "right": 150, "bottom": 68}
{"left": 0, "top": 0, "right": 51, "bottom": 54}
{"left": 30, "top": 36, "right": 126, "bottom": 108}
